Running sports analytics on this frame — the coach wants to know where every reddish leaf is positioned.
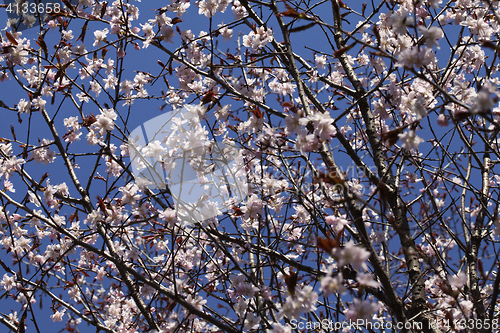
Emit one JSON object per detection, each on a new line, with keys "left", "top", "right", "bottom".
{"left": 18, "top": 309, "right": 27, "bottom": 333}
{"left": 314, "top": 171, "right": 344, "bottom": 186}
{"left": 158, "top": 6, "right": 168, "bottom": 15}
{"left": 46, "top": 8, "right": 68, "bottom": 17}
{"left": 439, "top": 281, "right": 458, "bottom": 298}
{"left": 453, "top": 110, "right": 472, "bottom": 122}
{"left": 232, "top": 206, "right": 244, "bottom": 217}
{"left": 373, "top": 25, "right": 381, "bottom": 46}
{"left": 172, "top": 17, "right": 183, "bottom": 25}
{"left": 478, "top": 259, "right": 484, "bottom": 278}
{"left": 55, "top": 84, "right": 70, "bottom": 92}
{"left": 280, "top": 3, "right": 300, "bottom": 17}
{"left": 101, "top": 47, "right": 108, "bottom": 59}
{"left": 334, "top": 43, "right": 356, "bottom": 58}
{"left": 445, "top": 311, "right": 456, "bottom": 330}
{"left": 279, "top": 3, "right": 314, "bottom": 20}
{"left": 39, "top": 173, "right": 49, "bottom": 188}
{"left": 100, "top": 2, "right": 108, "bottom": 18}
{"left": 284, "top": 271, "right": 298, "bottom": 296}
{"left": 36, "top": 35, "right": 48, "bottom": 59}
{"left": 288, "top": 22, "right": 316, "bottom": 33}
{"left": 97, "top": 197, "right": 107, "bottom": 212}
{"left": 5, "top": 31, "right": 18, "bottom": 45}
{"left": 202, "top": 90, "right": 216, "bottom": 104}
{"left": 250, "top": 106, "right": 263, "bottom": 118}
{"left": 481, "top": 40, "right": 500, "bottom": 53}
{"left": 380, "top": 126, "right": 407, "bottom": 147}
{"left": 81, "top": 114, "right": 97, "bottom": 128}
{"left": 77, "top": 21, "right": 89, "bottom": 43}
{"left": 226, "top": 53, "right": 240, "bottom": 62}
{"left": 317, "top": 237, "right": 338, "bottom": 253}
{"left": 68, "top": 211, "right": 79, "bottom": 223}
{"left": 166, "top": 301, "right": 177, "bottom": 311}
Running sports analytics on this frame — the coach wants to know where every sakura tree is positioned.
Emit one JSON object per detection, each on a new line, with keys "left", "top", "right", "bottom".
{"left": 0, "top": 0, "right": 499, "bottom": 332}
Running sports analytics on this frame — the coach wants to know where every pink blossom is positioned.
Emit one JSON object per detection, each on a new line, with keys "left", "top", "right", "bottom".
{"left": 161, "top": 26, "right": 175, "bottom": 43}
{"left": 321, "top": 271, "right": 346, "bottom": 296}
{"left": 437, "top": 114, "right": 448, "bottom": 126}
{"left": 272, "top": 322, "right": 292, "bottom": 333}
{"left": 61, "top": 30, "right": 74, "bottom": 41}
{"left": 418, "top": 26, "right": 444, "bottom": 49}
{"left": 93, "top": 28, "right": 109, "bottom": 47}
{"left": 448, "top": 272, "right": 467, "bottom": 288}
{"left": 119, "top": 183, "right": 142, "bottom": 206}
{"left": 356, "top": 273, "right": 381, "bottom": 288}
{"left": 243, "top": 27, "right": 273, "bottom": 52}
{"left": 325, "top": 214, "right": 349, "bottom": 231}
{"left": 345, "top": 299, "right": 381, "bottom": 322}
{"left": 243, "top": 315, "right": 260, "bottom": 331}
{"left": 17, "top": 99, "right": 31, "bottom": 113}
{"left": 94, "top": 108, "right": 117, "bottom": 134}
{"left": 388, "top": 10, "right": 414, "bottom": 35}
{"left": 186, "top": 294, "right": 207, "bottom": 312}
{"left": 332, "top": 240, "right": 371, "bottom": 271}
{"left": 279, "top": 285, "right": 318, "bottom": 320}
{"left": 1, "top": 274, "right": 16, "bottom": 291}
{"left": 461, "top": 14, "right": 493, "bottom": 39}
{"left": 315, "top": 54, "right": 327, "bottom": 69}
{"left": 429, "top": 0, "right": 442, "bottom": 8}
{"left": 397, "top": 47, "right": 432, "bottom": 69}
{"left": 51, "top": 309, "right": 66, "bottom": 322}
{"left": 398, "top": 130, "right": 424, "bottom": 150}
{"left": 31, "top": 139, "right": 56, "bottom": 165}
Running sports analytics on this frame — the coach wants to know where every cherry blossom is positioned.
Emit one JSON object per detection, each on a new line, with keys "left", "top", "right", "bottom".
{"left": 448, "top": 272, "right": 467, "bottom": 288}
{"left": 398, "top": 129, "right": 425, "bottom": 150}
{"left": 50, "top": 309, "right": 66, "bottom": 322}
{"left": 345, "top": 299, "right": 381, "bottom": 322}
{"left": 31, "top": 139, "right": 56, "bottom": 165}
{"left": 94, "top": 108, "right": 118, "bottom": 134}
{"left": 332, "top": 240, "right": 371, "bottom": 271}
{"left": 321, "top": 271, "right": 347, "bottom": 296}
{"left": 278, "top": 285, "right": 318, "bottom": 320}
{"left": 325, "top": 214, "right": 349, "bottom": 232}
{"left": 356, "top": 273, "right": 381, "bottom": 288}
{"left": 17, "top": 99, "right": 31, "bottom": 113}
{"left": 388, "top": 10, "right": 414, "bottom": 35}
{"left": 1, "top": 273, "right": 16, "bottom": 291}
{"left": 437, "top": 114, "right": 448, "bottom": 126}
{"left": 242, "top": 26, "right": 273, "bottom": 52}
{"left": 418, "top": 26, "right": 444, "bottom": 49}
